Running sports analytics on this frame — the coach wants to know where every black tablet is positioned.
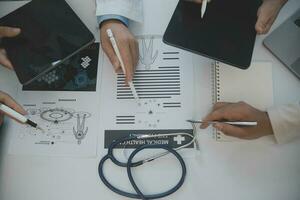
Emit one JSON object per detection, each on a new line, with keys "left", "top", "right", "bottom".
{"left": 0, "top": 0, "right": 94, "bottom": 85}
{"left": 163, "top": 0, "right": 261, "bottom": 69}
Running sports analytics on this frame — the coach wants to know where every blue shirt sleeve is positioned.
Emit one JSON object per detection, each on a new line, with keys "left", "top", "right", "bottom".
{"left": 97, "top": 15, "right": 129, "bottom": 27}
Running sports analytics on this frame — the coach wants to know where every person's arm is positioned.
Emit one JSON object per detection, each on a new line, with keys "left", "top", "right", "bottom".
{"left": 96, "top": 0, "right": 143, "bottom": 23}
{"left": 255, "top": 0, "right": 288, "bottom": 34}
{"left": 200, "top": 102, "right": 274, "bottom": 140}
{"left": 97, "top": 15, "right": 129, "bottom": 27}
{"left": 200, "top": 101, "right": 300, "bottom": 143}
{"left": 96, "top": 0, "right": 143, "bottom": 84}
{"left": 267, "top": 102, "right": 300, "bottom": 144}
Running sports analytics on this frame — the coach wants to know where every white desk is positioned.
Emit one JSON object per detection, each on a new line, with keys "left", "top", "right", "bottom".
{"left": 0, "top": 0, "right": 300, "bottom": 200}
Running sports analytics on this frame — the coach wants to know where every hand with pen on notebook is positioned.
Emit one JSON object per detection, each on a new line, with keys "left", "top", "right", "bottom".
{"left": 0, "top": 26, "right": 21, "bottom": 70}
{"left": 200, "top": 101, "right": 274, "bottom": 139}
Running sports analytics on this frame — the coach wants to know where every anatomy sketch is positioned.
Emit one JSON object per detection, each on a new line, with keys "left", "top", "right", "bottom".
{"left": 20, "top": 107, "right": 91, "bottom": 146}
{"left": 139, "top": 37, "right": 158, "bottom": 69}
{"left": 73, "top": 113, "right": 88, "bottom": 144}
{"left": 41, "top": 108, "right": 74, "bottom": 124}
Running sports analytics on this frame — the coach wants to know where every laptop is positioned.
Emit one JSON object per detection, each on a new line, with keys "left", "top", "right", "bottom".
{"left": 264, "top": 8, "right": 300, "bottom": 79}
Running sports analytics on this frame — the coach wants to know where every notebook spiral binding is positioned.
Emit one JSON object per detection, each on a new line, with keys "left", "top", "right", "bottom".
{"left": 212, "top": 61, "right": 221, "bottom": 140}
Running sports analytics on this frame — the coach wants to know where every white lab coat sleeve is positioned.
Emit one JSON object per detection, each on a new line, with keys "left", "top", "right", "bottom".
{"left": 267, "top": 102, "right": 300, "bottom": 144}
{"left": 96, "top": 0, "right": 143, "bottom": 23}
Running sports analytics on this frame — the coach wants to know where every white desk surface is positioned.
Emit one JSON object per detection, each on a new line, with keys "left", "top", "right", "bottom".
{"left": 0, "top": 0, "right": 300, "bottom": 200}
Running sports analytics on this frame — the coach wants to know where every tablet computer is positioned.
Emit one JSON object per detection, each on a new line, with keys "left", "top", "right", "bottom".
{"left": 163, "top": 0, "right": 261, "bottom": 69}
{"left": 0, "top": 0, "right": 94, "bottom": 85}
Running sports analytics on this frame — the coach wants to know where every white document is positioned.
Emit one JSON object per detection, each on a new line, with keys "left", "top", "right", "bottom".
{"left": 8, "top": 44, "right": 101, "bottom": 157}
{"left": 214, "top": 62, "right": 274, "bottom": 141}
{"left": 98, "top": 35, "right": 196, "bottom": 152}
{"left": 9, "top": 93, "right": 100, "bottom": 157}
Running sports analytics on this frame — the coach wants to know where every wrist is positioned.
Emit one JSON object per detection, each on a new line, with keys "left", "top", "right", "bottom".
{"left": 100, "top": 19, "right": 125, "bottom": 29}
{"left": 278, "top": 0, "right": 288, "bottom": 6}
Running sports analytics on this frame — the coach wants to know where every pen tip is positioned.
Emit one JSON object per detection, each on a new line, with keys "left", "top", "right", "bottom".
{"left": 36, "top": 126, "right": 45, "bottom": 133}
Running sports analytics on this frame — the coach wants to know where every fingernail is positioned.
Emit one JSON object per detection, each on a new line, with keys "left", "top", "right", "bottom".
{"left": 127, "top": 75, "right": 133, "bottom": 82}
{"left": 213, "top": 123, "right": 222, "bottom": 130}
{"left": 12, "top": 28, "right": 21, "bottom": 34}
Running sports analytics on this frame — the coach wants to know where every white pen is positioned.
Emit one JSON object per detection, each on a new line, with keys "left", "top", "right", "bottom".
{"left": 0, "top": 103, "right": 44, "bottom": 131}
{"left": 106, "top": 29, "right": 139, "bottom": 102}
{"left": 187, "top": 120, "right": 257, "bottom": 126}
{"left": 201, "top": 0, "right": 208, "bottom": 18}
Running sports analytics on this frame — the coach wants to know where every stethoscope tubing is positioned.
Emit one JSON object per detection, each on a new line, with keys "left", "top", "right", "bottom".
{"left": 127, "top": 144, "right": 187, "bottom": 200}
{"left": 98, "top": 143, "right": 187, "bottom": 199}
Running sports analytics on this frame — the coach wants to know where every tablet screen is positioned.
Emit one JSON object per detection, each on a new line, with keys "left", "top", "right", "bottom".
{"left": 163, "top": 0, "right": 261, "bottom": 69}
{"left": 0, "top": 0, "right": 94, "bottom": 84}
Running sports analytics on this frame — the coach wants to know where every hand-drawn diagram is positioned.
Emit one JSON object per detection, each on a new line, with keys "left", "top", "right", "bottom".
{"left": 20, "top": 107, "right": 91, "bottom": 146}
{"left": 73, "top": 113, "right": 89, "bottom": 144}
{"left": 9, "top": 93, "right": 99, "bottom": 156}
{"left": 139, "top": 37, "right": 158, "bottom": 70}
{"left": 41, "top": 108, "right": 74, "bottom": 124}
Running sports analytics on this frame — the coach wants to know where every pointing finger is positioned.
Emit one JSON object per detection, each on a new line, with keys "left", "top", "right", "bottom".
{"left": 0, "top": 91, "right": 26, "bottom": 115}
{"left": 101, "top": 39, "right": 120, "bottom": 73}
{"left": 0, "top": 26, "right": 21, "bottom": 38}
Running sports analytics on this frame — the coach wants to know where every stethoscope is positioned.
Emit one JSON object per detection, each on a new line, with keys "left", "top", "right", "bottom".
{"left": 98, "top": 122, "right": 198, "bottom": 200}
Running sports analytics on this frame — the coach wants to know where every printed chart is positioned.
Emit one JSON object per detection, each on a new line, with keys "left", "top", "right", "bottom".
{"left": 99, "top": 35, "right": 196, "bottom": 150}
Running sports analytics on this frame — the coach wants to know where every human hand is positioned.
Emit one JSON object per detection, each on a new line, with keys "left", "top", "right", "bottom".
{"left": 0, "top": 26, "right": 21, "bottom": 70}
{"left": 100, "top": 20, "right": 139, "bottom": 84}
{"left": 255, "top": 0, "right": 287, "bottom": 34}
{"left": 200, "top": 102, "right": 274, "bottom": 139}
{"left": 0, "top": 91, "right": 26, "bottom": 125}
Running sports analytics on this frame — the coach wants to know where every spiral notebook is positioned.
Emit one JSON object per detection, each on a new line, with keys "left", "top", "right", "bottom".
{"left": 212, "top": 61, "right": 274, "bottom": 141}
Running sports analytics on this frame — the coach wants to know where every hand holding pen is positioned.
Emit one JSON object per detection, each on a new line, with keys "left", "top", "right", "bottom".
{"left": 0, "top": 91, "right": 26, "bottom": 125}
{"left": 0, "top": 91, "right": 43, "bottom": 131}
{"left": 106, "top": 29, "right": 140, "bottom": 102}
{"left": 100, "top": 20, "right": 139, "bottom": 84}
{"left": 199, "top": 102, "right": 274, "bottom": 140}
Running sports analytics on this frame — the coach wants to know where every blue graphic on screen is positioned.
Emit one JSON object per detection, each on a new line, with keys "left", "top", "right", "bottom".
{"left": 23, "top": 43, "right": 99, "bottom": 91}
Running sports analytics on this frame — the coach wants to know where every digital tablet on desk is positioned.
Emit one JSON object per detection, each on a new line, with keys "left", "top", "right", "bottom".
{"left": 0, "top": 0, "right": 94, "bottom": 85}
{"left": 163, "top": 0, "right": 261, "bottom": 69}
